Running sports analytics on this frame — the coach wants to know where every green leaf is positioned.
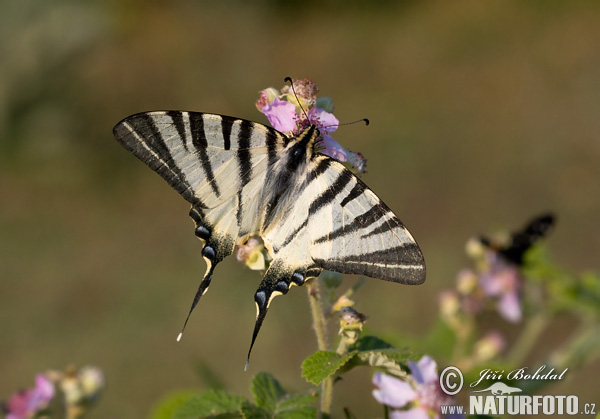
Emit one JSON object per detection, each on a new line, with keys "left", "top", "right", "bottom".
{"left": 352, "top": 349, "right": 413, "bottom": 378}
{"left": 239, "top": 399, "right": 316, "bottom": 419}
{"left": 301, "top": 350, "right": 356, "bottom": 385}
{"left": 274, "top": 406, "right": 317, "bottom": 419}
{"left": 150, "top": 390, "right": 198, "bottom": 419}
{"left": 348, "top": 335, "right": 393, "bottom": 351}
{"left": 240, "top": 401, "right": 271, "bottom": 419}
{"left": 339, "top": 347, "right": 421, "bottom": 379}
{"left": 173, "top": 389, "right": 245, "bottom": 419}
{"left": 275, "top": 392, "right": 318, "bottom": 412}
{"left": 251, "top": 372, "right": 286, "bottom": 411}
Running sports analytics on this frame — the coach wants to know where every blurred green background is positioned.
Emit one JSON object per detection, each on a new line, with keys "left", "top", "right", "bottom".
{"left": 1, "top": 0, "right": 599, "bottom": 417}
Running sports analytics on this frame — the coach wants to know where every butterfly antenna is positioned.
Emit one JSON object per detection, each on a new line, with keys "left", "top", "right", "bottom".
{"left": 284, "top": 76, "right": 309, "bottom": 121}
{"left": 321, "top": 117, "right": 370, "bottom": 133}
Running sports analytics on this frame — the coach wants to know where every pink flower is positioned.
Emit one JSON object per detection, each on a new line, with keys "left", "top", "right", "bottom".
{"left": 257, "top": 79, "right": 367, "bottom": 173}
{"left": 372, "top": 356, "right": 463, "bottom": 419}
{"left": 4, "top": 374, "right": 55, "bottom": 419}
{"left": 480, "top": 252, "right": 522, "bottom": 322}
{"left": 261, "top": 98, "right": 297, "bottom": 133}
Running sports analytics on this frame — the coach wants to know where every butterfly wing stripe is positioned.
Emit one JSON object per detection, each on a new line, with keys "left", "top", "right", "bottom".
{"left": 235, "top": 120, "right": 254, "bottom": 226}
{"left": 306, "top": 158, "right": 332, "bottom": 183}
{"left": 320, "top": 245, "right": 423, "bottom": 266}
{"left": 308, "top": 168, "right": 354, "bottom": 214}
{"left": 114, "top": 116, "right": 202, "bottom": 206}
{"left": 221, "top": 117, "right": 233, "bottom": 150}
{"left": 339, "top": 182, "right": 364, "bottom": 207}
{"left": 190, "top": 115, "right": 221, "bottom": 197}
{"left": 166, "top": 111, "right": 189, "bottom": 152}
{"left": 313, "top": 203, "right": 390, "bottom": 244}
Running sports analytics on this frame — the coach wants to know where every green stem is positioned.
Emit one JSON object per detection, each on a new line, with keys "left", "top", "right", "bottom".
{"left": 507, "top": 312, "right": 549, "bottom": 366}
{"left": 306, "top": 281, "right": 333, "bottom": 418}
{"left": 550, "top": 321, "right": 600, "bottom": 370}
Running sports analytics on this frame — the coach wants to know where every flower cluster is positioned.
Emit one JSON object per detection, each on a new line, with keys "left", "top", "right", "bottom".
{"left": 372, "top": 356, "right": 463, "bottom": 419}
{"left": 441, "top": 237, "right": 524, "bottom": 324}
{"left": 256, "top": 78, "right": 367, "bottom": 173}
{"left": 3, "top": 374, "right": 54, "bottom": 419}
{"left": 2, "top": 366, "right": 104, "bottom": 419}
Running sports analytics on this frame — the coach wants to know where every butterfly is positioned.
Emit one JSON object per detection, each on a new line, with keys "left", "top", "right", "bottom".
{"left": 113, "top": 111, "right": 425, "bottom": 365}
{"left": 479, "top": 213, "right": 555, "bottom": 265}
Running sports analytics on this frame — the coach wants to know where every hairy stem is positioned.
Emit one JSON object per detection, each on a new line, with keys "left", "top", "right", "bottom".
{"left": 307, "top": 281, "right": 333, "bottom": 418}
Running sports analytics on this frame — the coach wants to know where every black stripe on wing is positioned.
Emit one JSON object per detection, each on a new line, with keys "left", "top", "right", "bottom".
{"left": 113, "top": 113, "right": 202, "bottom": 207}
{"left": 313, "top": 203, "right": 391, "bottom": 244}
{"left": 236, "top": 120, "right": 254, "bottom": 226}
{"left": 307, "top": 159, "right": 425, "bottom": 285}
{"left": 189, "top": 114, "right": 221, "bottom": 198}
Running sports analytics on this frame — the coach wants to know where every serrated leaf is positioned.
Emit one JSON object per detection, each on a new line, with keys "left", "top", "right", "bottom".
{"left": 173, "top": 389, "right": 245, "bottom": 419}
{"left": 274, "top": 406, "right": 317, "bottom": 419}
{"left": 240, "top": 400, "right": 270, "bottom": 419}
{"left": 301, "top": 350, "right": 356, "bottom": 385}
{"left": 251, "top": 372, "right": 286, "bottom": 411}
{"left": 150, "top": 390, "right": 198, "bottom": 419}
{"left": 348, "top": 335, "right": 393, "bottom": 351}
{"left": 275, "top": 392, "right": 318, "bottom": 412}
{"left": 345, "top": 348, "right": 421, "bottom": 378}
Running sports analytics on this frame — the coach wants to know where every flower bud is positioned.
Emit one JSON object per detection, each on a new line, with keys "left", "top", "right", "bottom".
{"left": 321, "top": 270, "right": 343, "bottom": 290}
{"left": 235, "top": 237, "right": 266, "bottom": 271}
{"left": 256, "top": 87, "right": 280, "bottom": 111}
{"left": 438, "top": 290, "right": 460, "bottom": 318}
{"left": 466, "top": 237, "right": 486, "bottom": 259}
{"left": 456, "top": 269, "right": 478, "bottom": 295}
{"left": 316, "top": 97, "right": 334, "bottom": 113}
{"left": 473, "top": 331, "right": 506, "bottom": 361}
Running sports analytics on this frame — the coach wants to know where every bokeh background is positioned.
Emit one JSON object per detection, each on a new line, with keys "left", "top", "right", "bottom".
{"left": 1, "top": 0, "right": 599, "bottom": 417}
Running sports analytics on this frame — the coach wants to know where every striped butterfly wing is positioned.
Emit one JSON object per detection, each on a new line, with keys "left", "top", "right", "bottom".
{"left": 113, "top": 111, "right": 425, "bottom": 365}
{"left": 114, "top": 111, "right": 287, "bottom": 337}
{"left": 307, "top": 156, "right": 425, "bottom": 285}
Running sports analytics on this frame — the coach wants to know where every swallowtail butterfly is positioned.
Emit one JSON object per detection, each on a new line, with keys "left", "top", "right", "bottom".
{"left": 480, "top": 213, "right": 555, "bottom": 265}
{"left": 113, "top": 110, "right": 426, "bottom": 365}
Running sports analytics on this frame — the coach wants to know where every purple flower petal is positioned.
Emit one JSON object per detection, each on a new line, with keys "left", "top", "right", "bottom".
{"left": 390, "top": 407, "right": 433, "bottom": 419}
{"left": 261, "top": 98, "right": 297, "bottom": 133}
{"left": 320, "top": 133, "right": 349, "bottom": 162}
{"left": 498, "top": 290, "right": 522, "bottom": 323}
{"left": 409, "top": 356, "right": 438, "bottom": 385}
{"left": 372, "top": 372, "right": 417, "bottom": 408}
{"left": 309, "top": 107, "right": 339, "bottom": 133}
{"left": 5, "top": 374, "right": 54, "bottom": 418}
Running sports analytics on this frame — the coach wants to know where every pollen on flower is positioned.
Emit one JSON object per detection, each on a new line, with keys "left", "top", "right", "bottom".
{"left": 290, "top": 77, "right": 318, "bottom": 110}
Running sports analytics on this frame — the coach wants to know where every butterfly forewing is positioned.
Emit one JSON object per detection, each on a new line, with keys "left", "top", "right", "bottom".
{"left": 113, "top": 110, "right": 425, "bottom": 364}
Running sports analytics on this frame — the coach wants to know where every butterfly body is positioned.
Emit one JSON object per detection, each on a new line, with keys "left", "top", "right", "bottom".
{"left": 113, "top": 111, "right": 425, "bottom": 363}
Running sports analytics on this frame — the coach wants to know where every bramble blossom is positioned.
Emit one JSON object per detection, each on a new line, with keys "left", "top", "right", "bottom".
{"left": 235, "top": 237, "right": 266, "bottom": 271}
{"left": 3, "top": 374, "right": 55, "bottom": 419}
{"left": 257, "top": 78, "right": 367, "bottom": 173}
{"left": 372, "top": 356, "right": 463, "bottom": 419}
{"left": 445, "top": 238, "right": 523, "bottom": 323}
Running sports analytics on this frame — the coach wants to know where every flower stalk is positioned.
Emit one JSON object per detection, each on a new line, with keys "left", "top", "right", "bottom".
{"left": 306, "top": 281, "right": 333, "bottom": 418}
